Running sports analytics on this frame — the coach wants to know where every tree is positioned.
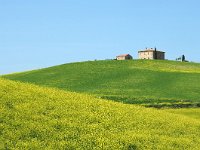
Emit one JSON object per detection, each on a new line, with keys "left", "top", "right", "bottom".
{"left": 182, "top": 55, "right": 185, "bottom": 62}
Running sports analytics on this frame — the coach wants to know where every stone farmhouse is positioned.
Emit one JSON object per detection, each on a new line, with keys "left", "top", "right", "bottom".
{"left": 138, "top": 48, "right": 165, "bottom": 60}
{"left": 116, "top": 54, "right": 133, "bottom": 60}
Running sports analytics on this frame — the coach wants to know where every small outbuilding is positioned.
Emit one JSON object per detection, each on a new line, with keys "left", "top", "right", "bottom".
{"left": 116, "top": 54, "right": 133, "bottom": 60}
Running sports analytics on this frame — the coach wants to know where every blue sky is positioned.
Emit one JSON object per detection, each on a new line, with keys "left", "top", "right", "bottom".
{"left": 1, "top": 0, "right": 200, "bottom": 74}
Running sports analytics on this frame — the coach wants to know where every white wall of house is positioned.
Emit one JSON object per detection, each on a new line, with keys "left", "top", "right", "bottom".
{"left": 138, "top": 51, "right": 165, "bottom": 60}
{"left": 117, "top": 56, "right": 126, "bottom": 60}
{"left": 139, "top": 51, "right": 154, "bottom": 59}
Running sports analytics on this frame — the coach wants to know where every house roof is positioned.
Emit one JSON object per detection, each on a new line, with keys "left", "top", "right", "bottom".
{"left": 117, "top": 54, "right": 131, "bottom": 57}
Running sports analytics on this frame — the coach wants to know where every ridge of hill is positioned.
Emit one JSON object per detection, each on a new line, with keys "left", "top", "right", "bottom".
{"left": 3, "top": 60, "right": 200, "bottom": 107}
{"left": 1, "top": 78, "right": 200, "bottom": 149}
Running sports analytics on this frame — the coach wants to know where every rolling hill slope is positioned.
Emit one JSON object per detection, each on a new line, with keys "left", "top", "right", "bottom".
{"left": 1, "top": 78, "right": 200, "bottom": 149}
{"left": 3, "top": 60, "right": 200, "bottom": 107}
{"left": 166, "top": 108, "right": 200, "bottom": 120}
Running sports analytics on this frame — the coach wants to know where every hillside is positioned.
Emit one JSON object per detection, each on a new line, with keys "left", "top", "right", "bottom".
{"left": 1, "top": 78, "right": 200, "bottom": 149}
{"left": 3, "top": 60, "right": 200, "bottom": 107}
{"left": 166, "top": 108, "right": 200, "bottom": 120}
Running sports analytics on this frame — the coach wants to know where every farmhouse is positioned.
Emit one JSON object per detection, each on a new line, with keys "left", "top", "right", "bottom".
{"left": 138, "top": 48, "right": 165, "bottom": 60}
{"left": 116, "top": 54, "right": 133, "bottom": 60}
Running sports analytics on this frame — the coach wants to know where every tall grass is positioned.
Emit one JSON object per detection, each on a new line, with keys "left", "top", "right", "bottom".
{"left": 165, "top": 108, "right": 200, "bottom": 120}
{"left": 1, "top": 78, "right": 200, "bottom": 149}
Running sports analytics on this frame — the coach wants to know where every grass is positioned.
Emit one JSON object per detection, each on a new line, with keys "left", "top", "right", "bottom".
{"left": 165, "top": 108, "right": 200, "bottom": 120}
{"left": 3, "top": 59, "right": 200, "bottom": 107}
{"left": 1, "top": 78, "right": 200, "bottom": 149}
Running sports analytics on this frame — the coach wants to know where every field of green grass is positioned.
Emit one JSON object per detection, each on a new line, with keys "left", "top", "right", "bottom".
{"left": 3, "top": 60, "right": 200, "bottom": 107}
{"left": 1, "top": 78, "right": 200, "bottom": 149}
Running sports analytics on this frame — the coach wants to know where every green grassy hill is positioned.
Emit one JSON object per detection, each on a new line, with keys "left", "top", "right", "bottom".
{"left": 3, "top": 60, "right": 200, "bottom": 107}
{"left": 1, "top": 78, "right": 200, "bottom": 149}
